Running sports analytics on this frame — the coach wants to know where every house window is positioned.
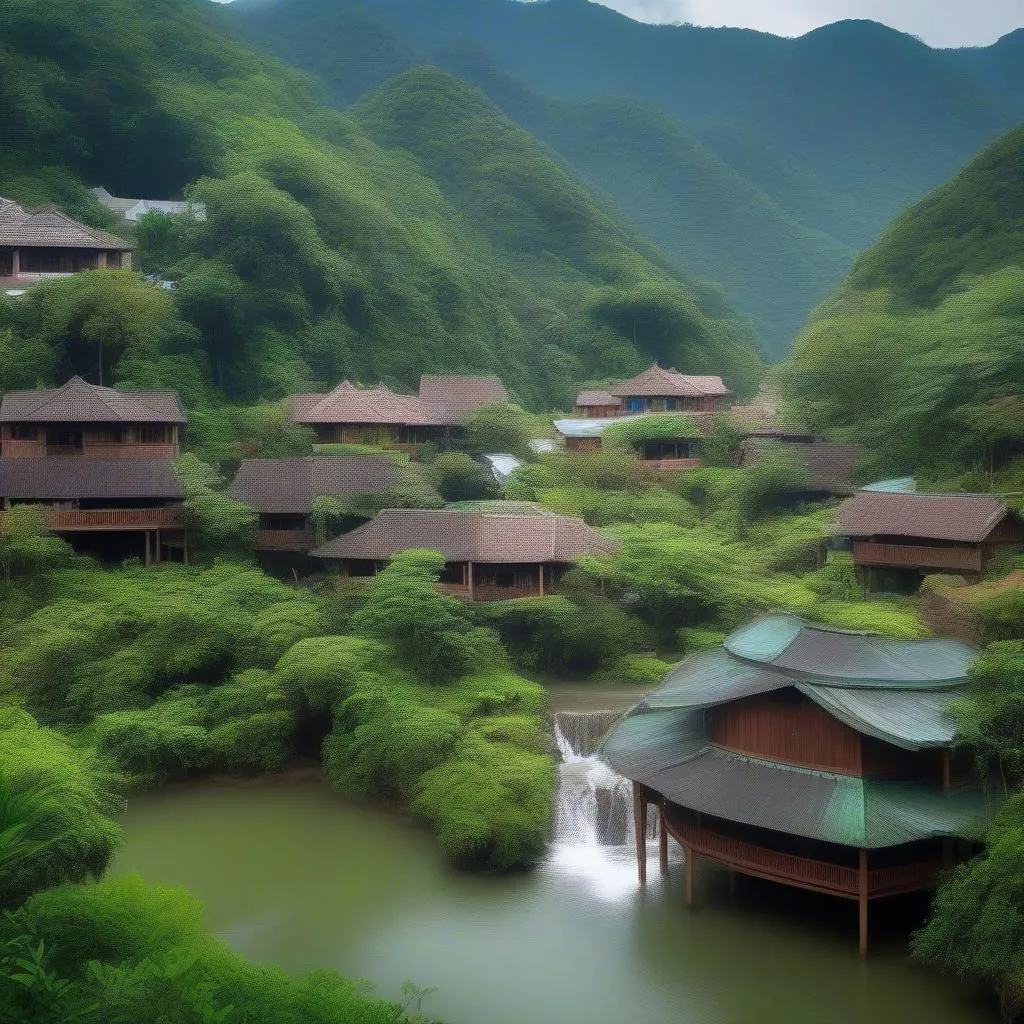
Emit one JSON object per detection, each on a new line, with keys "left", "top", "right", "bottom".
{"left": 46, "top": 428, "right": 83, "bottom": 448}
{"left": 664, "top": 398, "right": 677, "bottom": 410}
{"left": 627, "top": 398, "right": 646, "bottom": 413}
{"left": 439, "top": 562, "right": 465, "bottom": 584}
{"left": 94, "top": 427, "right": 125, "bottom": 444}
{"left": 10, "top": 425, "right": 37, "bottom": 440}
{"left": 139, "top": 426, "right": 168, "bottom": 445}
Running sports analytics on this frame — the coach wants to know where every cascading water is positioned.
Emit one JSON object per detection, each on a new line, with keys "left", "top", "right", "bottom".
{"left": 548, "top": 710, "right": 670, "bottom": 897}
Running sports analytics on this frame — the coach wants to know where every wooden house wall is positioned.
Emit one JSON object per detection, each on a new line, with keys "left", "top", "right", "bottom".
{"left": 711, "top": 694, "right": 863, "bottom": 774}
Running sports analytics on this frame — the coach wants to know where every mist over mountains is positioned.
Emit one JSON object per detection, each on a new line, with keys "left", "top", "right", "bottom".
{"left": 228, "top": 0, "right": 1024, "bottom": 357}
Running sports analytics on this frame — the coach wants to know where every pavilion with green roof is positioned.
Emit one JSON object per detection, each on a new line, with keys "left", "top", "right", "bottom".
{"left": 602, "top": 613, "right": 996, "bottom": 955}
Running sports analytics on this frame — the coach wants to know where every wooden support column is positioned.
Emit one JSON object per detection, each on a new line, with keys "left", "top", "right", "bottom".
{"left": 467, "top": 561, "right": 474, "bottom": 601}
{"left": 858, "top": 848, "right": 869, "bottom": 958}
{"left": 144, "top": 531, "right": 151, "bottom": 567}
{"left": 684, "top": 845, "right": 695, "bottom": 908}
{"left": 155, "top": 529, "right": 161, "bottom": 564}
{"left": 538, "top": 563, "right": 545, "bottom": 597}
{"left": 632, "top": 782, "right": 647, "bottom": 887}
{"left": 658, "top": 802, "right": 668, "bottom": 875}
{"left": 11, "top": 248, "right": 19, "bottom": 277}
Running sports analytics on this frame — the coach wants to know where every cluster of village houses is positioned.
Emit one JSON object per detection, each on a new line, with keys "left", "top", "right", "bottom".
{"left": 1, "top": 194, "right": 1015, "bottom": 954}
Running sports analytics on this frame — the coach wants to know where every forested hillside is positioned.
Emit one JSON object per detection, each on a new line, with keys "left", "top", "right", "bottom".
{"left": 778, "top": 122, "right": 1024, "bottom": 483}
{"left": 229, "top": 0, "right": 1024, "bottom": 358}
{"left": 0, "top": 0, "right": 761, "bottom": 413}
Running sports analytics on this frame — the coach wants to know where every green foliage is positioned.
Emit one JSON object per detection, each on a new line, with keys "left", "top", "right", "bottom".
{"left": 0, "top": 711, "right": 121, "bottom": 907}
{"left": 425, "top": 452, "right": 500, "bottom": 502}
{"left": 975, "top": 589, "right": 1024, "bottom": 643}
{"left": 721, "top": 452, "right": 812, "bottom": 525}
{"left": 912, "top": 791, "right": 1024, "bottom": 986}
{"left": 350, "top": 550, "right": 504, "bottom": 684}
{"left": 475, "top": 593, "right": 647, "bottom": 673}
{"left": 461, "top": 401, "right": 536, "bottom": 460}
{"left": 0, "top": 876, "right": 430, "bottom": 1023}
{"left": 412, "top": 727, "right": 554, "bottom": 872}
{"left": 591, "top": 653, "right": 672, "bottom": 685}
{"left": 803, "top": 560, "right": 861, "bottom": 601}
{"left": 0, "top": 506, "right": 76, "bottom": 584}
{"left": 174, "top": 455, "right": 257, "bottom": 559}
{"left": 602, "top": 414, "right": 702, "bottom": 449}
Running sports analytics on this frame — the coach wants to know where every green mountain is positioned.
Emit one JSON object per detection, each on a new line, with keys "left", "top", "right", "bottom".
{"left": 228, "top": 0, "right": 1024, "bottom": 359}
{"left": 778, "top": 122, "right": 1024, "bottom": 482}
{"left": 0, "top": 0, "right": 762, "bottom": 409}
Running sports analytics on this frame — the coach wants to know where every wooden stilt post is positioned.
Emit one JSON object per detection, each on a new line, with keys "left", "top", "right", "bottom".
{"left": 858, "top": 848, "right": 869, "bottom": 958}
{"left": 155, "top": 529, "right": 161, "bottom": 564}
{"left": 632, "top": 782, "right": 647, "bottom": 887}
{"left": 144, "top": 531, "right": 151, "bottom": 567}
{"left": 658, "top": 802, "right": 668, "bottom": 875}
{"left": 684, "top": 846, "right": 694, "bottom": 908}
{"left": 538, "top": 563, "right": 545, "bottom": 597}
{"left": 467, "top": 561, "right": 474, "bottom": 601}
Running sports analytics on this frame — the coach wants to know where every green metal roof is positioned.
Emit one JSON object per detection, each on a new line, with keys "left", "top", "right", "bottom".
{"left": 799, "top": 685, "right": 957, "bottom": 750}
{"left": 641, "top": 747, "right": 993, "bottom": 848}
{"left": 723, "top": 614, "right": 975, "bottom": 688}
{"left": 643, "top": 648, "right": 788, "bottom": 710}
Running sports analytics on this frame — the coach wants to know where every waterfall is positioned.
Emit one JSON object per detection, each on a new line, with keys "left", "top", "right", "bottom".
{"left": 551, "top": 710, "right": 657, "bottom": 849}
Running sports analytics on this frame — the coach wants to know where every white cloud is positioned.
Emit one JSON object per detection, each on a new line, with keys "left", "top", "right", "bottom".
{"left": 591, "top": 0, "right": 1022, "bottom": 47}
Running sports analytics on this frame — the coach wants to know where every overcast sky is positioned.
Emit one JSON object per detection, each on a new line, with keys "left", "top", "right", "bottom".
{"left": 590, "top": 0, "right": 1022, "bottom": 47}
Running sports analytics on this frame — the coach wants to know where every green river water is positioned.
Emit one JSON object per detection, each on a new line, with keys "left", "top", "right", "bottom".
{"left": 108, "top": 686, "right": 996, "bottom": 1024}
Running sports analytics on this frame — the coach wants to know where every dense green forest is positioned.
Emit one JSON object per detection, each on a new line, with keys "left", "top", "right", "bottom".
{"left": 230, "top": 0, "right": 1024, "bottom": 358}
{"left": 778, "top": 121, "right": 1024, "bottom": 484}
{"left": 0, "top": 0, "right": 761, "bottom": 415}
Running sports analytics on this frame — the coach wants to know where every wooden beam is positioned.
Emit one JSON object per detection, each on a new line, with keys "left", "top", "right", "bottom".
{"left": 858, "top": 848, "right": 869, "bottom": 958}
{"left": 659, "top": 802, "right": 668, "bottom": 875}
{"left": 144, "top": 530, "right": 151, "bottom": 567}
{"left": 632, "top": 782, "right": 647, "bottom": 887}
{"left": 685, "top": 845, "right": 695, "bottom": 908}
{"left": 467, "top": 561, "right": 474, "bottom": 601}
{"left": 11, "top": 248, "right": 19, "bottom": 276}
{"left": 538, "top": 563, "right": 545, "bottom": 598}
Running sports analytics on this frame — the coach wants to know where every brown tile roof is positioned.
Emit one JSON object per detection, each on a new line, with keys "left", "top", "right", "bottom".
{"left": 0, "top": 457, "right": 182, "bottom": 500}
{"left": 0, "top": 377, "right": 186, "bottom": 424}
{"left": 0, "top": 198, "right": 133, "bottom": 250}
{"left": 574, "top": 390, "right": 620, "bottom": 407}
{"left": 227, "top": 456, "right": 429, "bottom": 514}
{"left": 609, "top": 363, "right": 729, "bottom": 398}
{"left": 418, "top": 375, "right": 509, "bottom": 417}
{"left": 835, "top": 491, "right": 1014, "bottom": 543}
{"left": 739, "top": 440, "right": 864, "bottom": 494}
{"left": 290, "top": 381, "right": 449, "bottom": 427}
{"left": 310, "top": 508, "right": 618, "bottom": 563}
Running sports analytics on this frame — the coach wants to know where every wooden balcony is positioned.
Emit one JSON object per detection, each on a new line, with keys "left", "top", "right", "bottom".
{"left": 43, "top": 507, "right": 183, "bottom": 532}
{"left": 642, "top": 457, "right": 702, "bottom": 471}
{"left": 256, "top": 529, "right": 314, "bottom": 551}
{"left": 853, "top": 540, "right": 983, "bottom": 574}
{"left": 436, "top": 582, "right": 541, "bottom": 602}
{"left": 667, "top": 814, "right": 943, "bottom": 899}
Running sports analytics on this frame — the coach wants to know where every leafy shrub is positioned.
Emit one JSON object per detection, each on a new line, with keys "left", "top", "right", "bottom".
{"left": 461, "top": 401, "right": 536, "bottom": 460}
{"left": 803, "top": 561, "right": 861, "bottom": 601}
{"left": 425, "top": 451, "right": 499, "bottom": 502}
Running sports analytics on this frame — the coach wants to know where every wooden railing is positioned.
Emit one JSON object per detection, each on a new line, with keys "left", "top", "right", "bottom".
{"left": 867, "top": 861, "right": 944, "bottom": 896}
{"left": 670, "top": 816, "right": 860, "bottom": 896}
{"left": 436, "top": 582, "right": 541, "bottom": 602}
{"left": 256, "top": 529, "right": 314, "bottom": 551}
{"left": 44, "top": 507, "right": 183, "bottom": 531}
{"left": 81, "top": 443, "right": 179, "bottom": 460}
{"left": 667, "top": 813, "right": 945, "bottom": 898}
{"left": 853, "top": 541, "right": 983, "bottom": 573}
{"left": 642, "top": 457, "right": 702, "bottom": 471}
{"left": 0, "top": 439, "right": 45, "bottom": 458}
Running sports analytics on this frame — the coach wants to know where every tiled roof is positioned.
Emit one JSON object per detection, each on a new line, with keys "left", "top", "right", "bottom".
{"left": 609, "top": 363, "right": 729, "bottom": 398}
{"left": 418, "top": 375, "right": 508, "bottom": 417}
{"left": 292, "top": 376, "right": 510, "bottom": 427}
{"left": 227, "top": 456, "right": 422, "bottom": 514}
{"left": 0, "top": 197, "right": 133, "bottom": 249}
{"left": 739, "top": 439, "right": 863, "bottom": 494}
{"left": 290, "top": 381, "right": 450, "bottom": 426}
{"left": 0, "top": 377, "right": 186, "bottom": 424}
{"left": 0, "top": 457, "right": 182, "bottom": 500}
{"left": 310, "top": 508, "right": 618, "bottom": 563}
{"left": 835, "top": 491, "right": 1013, "bottom": 543}
{"left": 574, "top": 390, "right": 620, "bottom": 407}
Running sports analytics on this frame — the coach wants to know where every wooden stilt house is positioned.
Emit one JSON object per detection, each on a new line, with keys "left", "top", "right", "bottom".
{"left": 602, "top": 614, "right": 994, "bottom": 955}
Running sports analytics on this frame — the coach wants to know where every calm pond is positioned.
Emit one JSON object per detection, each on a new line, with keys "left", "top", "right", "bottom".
{"left": 109, "top": 686, "right": 995, "bottom": 1024}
